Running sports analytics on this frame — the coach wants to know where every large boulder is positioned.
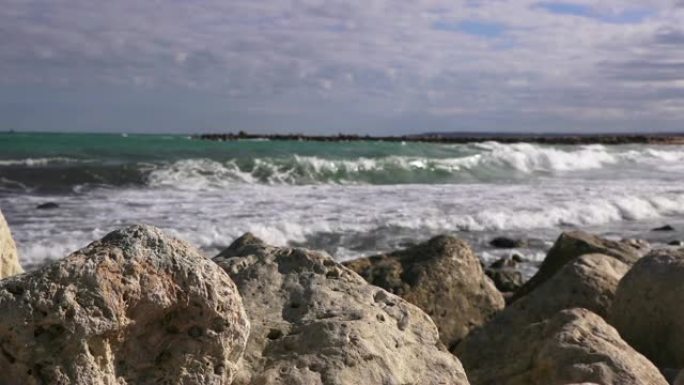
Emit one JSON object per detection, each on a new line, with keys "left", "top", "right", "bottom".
{"left": 215, "top": 233, "right": 470, "bottom": 385}
{"left": 610, "top": 248, "right": 684, "bottom": 369}
{"left": 343, "top": 235, "right": 504, "bottom": 348}
{"left": 460, "top": 308, "right": 667, "bottom": 385}
{"left": 0, "top": 209, "right": 23, "bottom": 279}
{"left": 0, "top": 225, "right": 250, "bottom": 385}
{"left": 512, "top": 230, "right": 642, "bottom": 301}
{"left": 508, "top": 253, "right": 630, "bottom": 321}
{"left": 457, "top": 254, "right": 632, "bottom": 383}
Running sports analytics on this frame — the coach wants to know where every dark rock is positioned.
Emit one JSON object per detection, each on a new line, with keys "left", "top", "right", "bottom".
{"left": 661, "top": 368, "right": 682, "bottom": 384}
{"left": 489, "top": 236, "right": 525, "bottom": 249}
{"left": 486, "top": 268, "right": 524, "bottom": 293}
{"left": 668, "top": 240, "right": 684, "bottom": 246}
{"left": 36, "top": 202, "right": 59, "bottom": 210}
{"left": 343, "top": 235, "right": 504, "bottom": 349}
{"left": 490, "top": 255, "right": 521, "bottom": 269}
{"left": 652, "top": 224, "right": 676, "bottom": 232}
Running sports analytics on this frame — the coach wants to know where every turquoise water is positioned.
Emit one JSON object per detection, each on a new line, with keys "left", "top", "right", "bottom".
{"left": 2, "top": 132, "right": 684, "bottom": 270}
{"left": 1, "top": 132, "right": 516, "bottom": 189}
{"left": 1, "top": 132, "right": 475, "bottom": 164}
{"left": 2, "top": 132, "right": 683, "bottom": 191}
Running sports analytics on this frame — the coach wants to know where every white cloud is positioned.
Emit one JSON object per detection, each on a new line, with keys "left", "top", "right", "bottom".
{"left": 2, "top": 0, "right": 684, "bottom": 132}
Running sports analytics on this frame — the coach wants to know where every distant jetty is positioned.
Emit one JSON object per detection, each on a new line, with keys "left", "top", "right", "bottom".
{"left": 195, "top": 131, "right": 684, "bottom": 145}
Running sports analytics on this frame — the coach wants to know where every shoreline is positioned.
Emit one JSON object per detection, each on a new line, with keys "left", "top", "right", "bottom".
{"left": 194, "top": 131, "right": 684, "bottom": 145}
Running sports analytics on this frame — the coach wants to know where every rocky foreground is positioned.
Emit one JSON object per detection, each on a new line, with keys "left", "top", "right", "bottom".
{"left": 1, "top": 208, "right": 683, "bottom": 384}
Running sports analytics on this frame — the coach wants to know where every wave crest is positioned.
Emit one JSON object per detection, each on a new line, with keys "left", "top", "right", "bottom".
{"left": 0, "top": 157, "right": 83, "bottom": 166}
{"left": 146, "top": 143, "right": 684, "bottom": 188}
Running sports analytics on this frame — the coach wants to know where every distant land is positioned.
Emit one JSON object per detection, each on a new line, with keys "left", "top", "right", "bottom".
{"left": 195, "top": 131, "right": 684, "bottom": 145}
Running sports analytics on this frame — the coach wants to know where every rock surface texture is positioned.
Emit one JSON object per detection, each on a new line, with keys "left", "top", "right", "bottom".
{"left": 0, "top": 225, "right": 249, "bottom": 385}
{"left": 0, "top": 209, "right": 23, "bottom": 279}
{"left": 459, "top": 308, "right": 667, "bottom": 385}
{"left": 512, "top": 230, "right": 642, "bottom": 301}
{"left": 610, "top": 248, "right": 684, "bottom": 369}
{"left": 457, "top": 253, "right": 634, "bottom": 384}
{"left": 508, "top": 253, "right": 630, "bottom": 321}
{"left": 343, "top": 235, "right": 504, "bottom": 348}
{"left": 215, "top": 233, "right": 470, "bottom": 385}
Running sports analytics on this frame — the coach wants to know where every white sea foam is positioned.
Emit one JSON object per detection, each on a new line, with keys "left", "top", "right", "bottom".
{"left": 0, "top": 157, "right": 84, "bottom": 166}
{"left": 144, "top": 143, "right": 684, "bottom": 188}
{"left": 146, "top": 159, "right": 257, "bottom": 189}
{"left": 7, "top": 177, "right": 684, "bottom": 266}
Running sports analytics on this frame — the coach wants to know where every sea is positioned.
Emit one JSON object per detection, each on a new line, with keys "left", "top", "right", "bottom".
{"left": 2, "top": 132, "right": 684, "bottom": 275}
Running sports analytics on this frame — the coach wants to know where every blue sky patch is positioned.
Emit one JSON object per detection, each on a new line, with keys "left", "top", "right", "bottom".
{"left": 599, "top": 8, "right": 653, "bottom": 24}
{"left": 433, "top": 20, "right": 506, "bottom": 38}
{"left": 535, "top": 2, "right": 653, "bottom": 24}
{"left": 537, "top": 2, "right": 592, "bottom": 17}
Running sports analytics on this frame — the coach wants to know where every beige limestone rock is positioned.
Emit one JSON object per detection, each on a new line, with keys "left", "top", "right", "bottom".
{"left": 457, "top": 254, "right": 635, "bottom": 384}
{"left": 460, "top": 308, "right": 667, "bottom": 385}
{"left": 215, "top": 233, "right": 470, "bottom": 385}
{"left": 0, "top": 225, "right": 249, "bottom": 385}
{"left": 343, "top": 235, "right": 504, "bottom": 348}
{"left": 512, "top": 230, "right": 642, "bottom": 302}
{"left": 610, "top": 248, "right": 684, "bottom": 369}
{"left": 0, "top": 209, "right": 22, "bottom": 279}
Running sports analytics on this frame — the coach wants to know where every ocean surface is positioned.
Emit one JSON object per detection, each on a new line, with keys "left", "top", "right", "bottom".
{"left": 2, "top": 132, "right": 684, "bottom": 274}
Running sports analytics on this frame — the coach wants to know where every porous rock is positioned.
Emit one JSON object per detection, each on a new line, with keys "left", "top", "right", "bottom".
{"left": 512, "top": 230, "right": 642, "bottom": 301}
{"left": 459, "top": 308, "right": 667, "bottom": 385}
{"left": 0, "top": 225, "right": 249, "bottom": 385}
{"left": 458, "top": 254, "right": 632, "bottom": 383}
{"left": 215, "top": 233, "right": 470, "bottom": 385}
{"left": 343, "top": 235, "right": 504, "bottom": 348}
{"left": 610, "top": 248, "right": 684, "bottom": 369}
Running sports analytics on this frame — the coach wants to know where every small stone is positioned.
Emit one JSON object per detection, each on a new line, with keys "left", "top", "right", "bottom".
{"left": 489, "top": 236, "right": 525, "bottom": 249}
{"left": 490, "top": 256, "right": 520, "bottom": 269}
{"left": 485, "top": 268, "right": 524, "bottom": 293}
{"left": 36, "top": 202, "right": 59, "bottom": 210}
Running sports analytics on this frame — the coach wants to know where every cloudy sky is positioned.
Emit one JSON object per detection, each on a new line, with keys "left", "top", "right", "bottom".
{"left": 2, "top": 0, "right": 684, "bottom": 134}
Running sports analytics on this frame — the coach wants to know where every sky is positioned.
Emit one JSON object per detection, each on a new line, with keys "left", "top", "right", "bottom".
{"left": 2, "top": 0, "right": 684, "bottom": 134}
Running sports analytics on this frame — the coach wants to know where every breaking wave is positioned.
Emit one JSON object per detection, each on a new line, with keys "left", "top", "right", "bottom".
{"left": 0, "top": 157, "right": 84, "bottom": 166}
{"left": 3, "top": 142, "right": 683, "bottom": 192}
{"left": 146, "top": 143, "right": 684, "bottom": 188}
